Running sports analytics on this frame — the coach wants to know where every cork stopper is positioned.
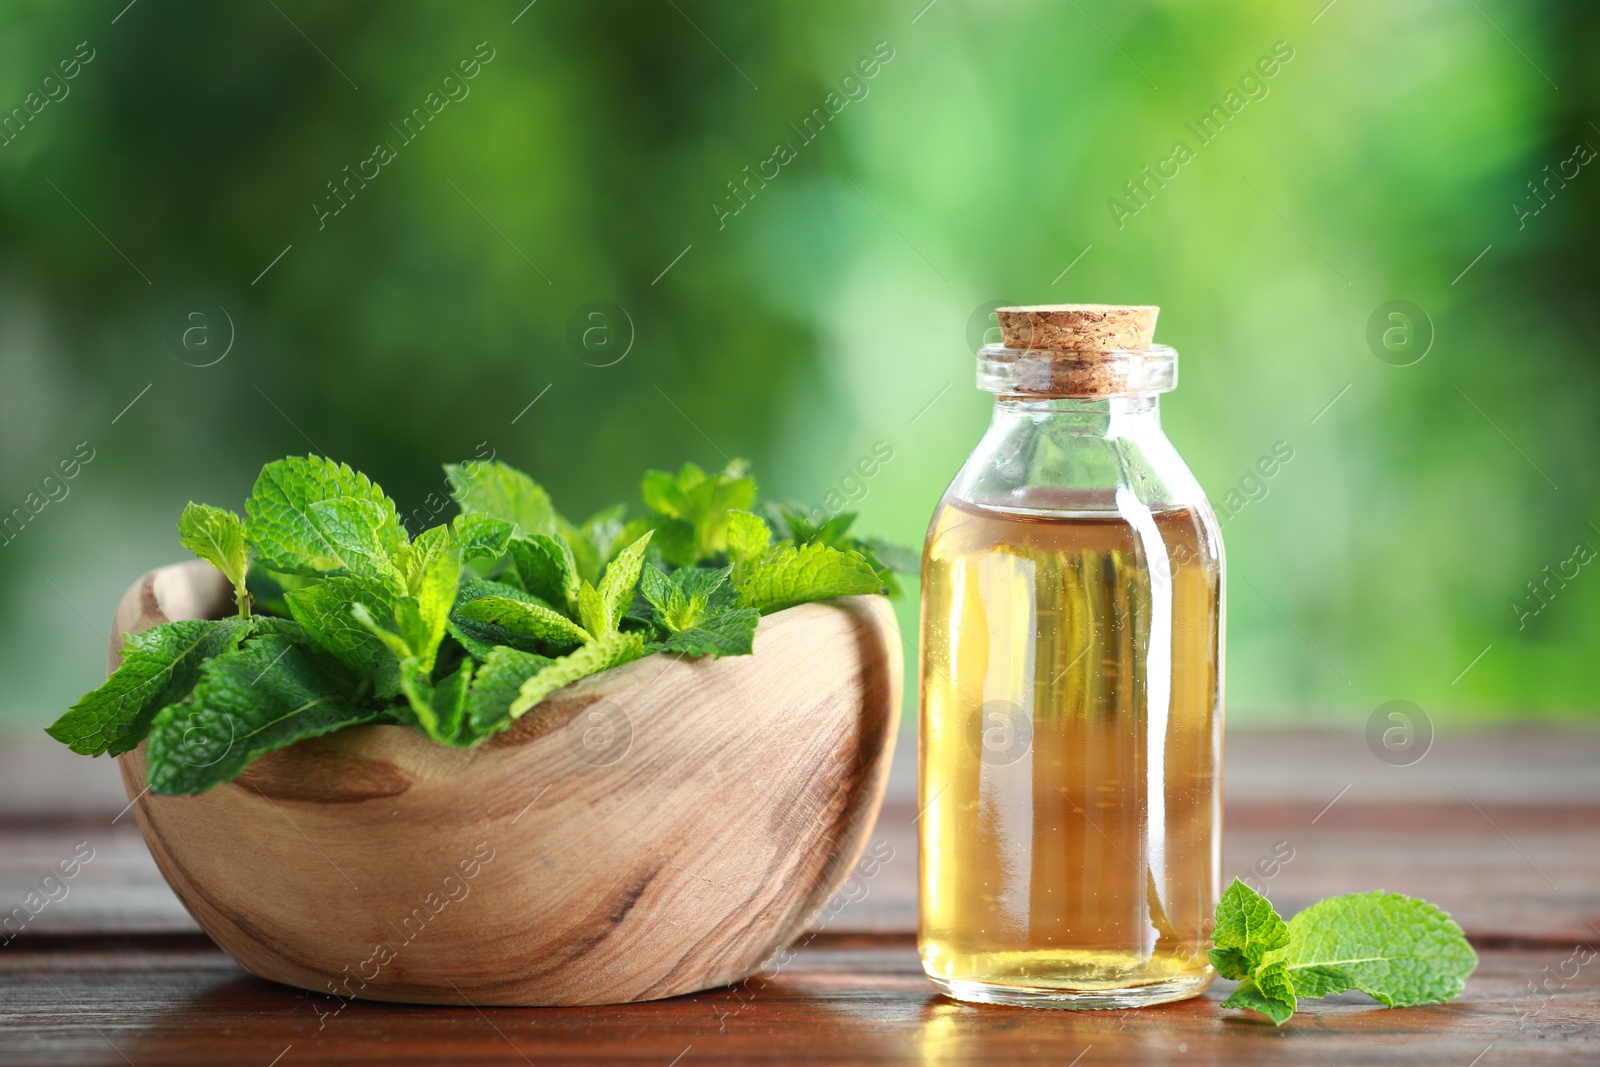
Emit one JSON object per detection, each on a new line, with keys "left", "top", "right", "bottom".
{"left": 995, "top": 304, "right": 1159, "bottom": 351}
{"left": 978, "top": 303, "right": 1173, "bottom": 398}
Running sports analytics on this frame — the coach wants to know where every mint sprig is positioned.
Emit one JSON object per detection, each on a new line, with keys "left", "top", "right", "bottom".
{"left": 763, "top": 501, "right": 914, "bottom": 597}
{"left": 49, "top": 454, "right": 914, "bottom": 793}
{"left": 444, "top": 460, "right": 557, "bottom": 539}
{"left": 145, "top": 633, "right": 381, "bottom": 794}
{"left": 244, "top": 456, "right": 406, "bottom": 578}
{"left": 639, "top": 460, "right": 755, "bottom": 566}
{"left": 178, "top": 504, "right": 250, "bottom": 618}
{"left": 46, "top": 618, "right": 253, "bottom": 756}
{"left": 735, "top": 540, "right": 883, "bottom": 614}
{"left": 1214, "top": 879, "right": 1478, "bottom": 1025}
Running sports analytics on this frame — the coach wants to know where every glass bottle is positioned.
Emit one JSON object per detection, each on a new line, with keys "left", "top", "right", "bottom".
{"left": 918, "top": 304, "right": 1223, "bottom": 1009}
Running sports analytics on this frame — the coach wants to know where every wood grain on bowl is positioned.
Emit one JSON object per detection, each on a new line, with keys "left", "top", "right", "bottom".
{"left": 110, "top": 561, "right": 902, "bottom": 1006}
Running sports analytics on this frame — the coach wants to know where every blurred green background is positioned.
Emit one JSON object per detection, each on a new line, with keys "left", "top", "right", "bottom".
{"left": 1, "top": 0, "right": 1596, "bottom": 737}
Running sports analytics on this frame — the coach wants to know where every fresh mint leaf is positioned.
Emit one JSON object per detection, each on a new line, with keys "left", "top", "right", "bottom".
{"left": 393, "top": 524, "right": 462, "bottom": 668}
{"left": 737, "top": 542, "right": 882, "bottom": 613}
{"left": 453, "top": 513, "right": 514, "bottom": 563}
{"left": 1266, "top": 891, "right": 1478, "bottom": 1008}
{"left": 447, "top": 618, "right": 500, "bottom": 661}
{"left": 285, "top": 577, "right": 403, "bottom": 697}
{"left": 452, "top": 584, "right": 591, "bottom": 650}
{"left": 593, "top": 529, "right": 653, "bottom": 636}
{"left": 639, "top": 564, "right": 736, "bottom": 632}
{"left": 178, "top": 503, "right": 250, "bottom": 616}
{"left": 759, "top": 501, "right": 916, "bottom": 594}
{"left": 46, "top": 619, "right": 253, "bottom": 756}
{"left": 397, "top": 524, "right": 462, "bottom": 596}
{"left": 641, "top": 460, "right": 755, "bottom": 565}
{"left": 638, "top": 564, "right": 688, "bottom": 627}
{"left": 672, "top": 565, "right": 737, "bottom": 606}
{"left": 1223, "top": 963, "right": 1297, "bottom": 1025}
{"left": 725, "top": 510, "right": 770, "bottom": 586}
{"left": 1215, "top": 885, "right": 1478, "bottom": 1025}
{"left": 465, "top": 646, "right": 553, "bottom": 733}
{"left": 457, "top": 577, "right": 534, "bottom": 603}
{"left": 638, "top": 465, "right": 693, "bottom": 518}
{"left": 429, "top": 661, "right": 475, "bottom": 743}
{"left": 395, "top": 659, "right": 475, "bottom": 745}
{"left": 1210, "top": 878, "right": 1290, "bottom": 980}
{"left": 636, "top": 562, "right": 750, "bottom": 657}
{"left": 328, "top": 528, "right": 459, "bottom": 686}
{"left": 304, "top": 498, "right": 407, "bottom": 584}
{"left": 446, "top": 460, "right": 556, "bottom": 538}
{"left": 145, "top": 634, "right": 383, "bottom": 794}
{"left": 507, "top": 631, "right": 645, "bottom": 718}
{"left": 660, "top": 606, "right": 758, "bottom": 658}
{"left": 244, "top": 456, "right": 405, "bottom": 579}
{"left": 576, "top": 582, "right": 607, "bottom": 639}
{"left": 507, "top": 534, "right": 579, "bottom": 613}
{"left": 352, "top": 599, "right": 426, "bottom": 665}
{"left": 644, "top": 518, "right": 698, "bottom": 569}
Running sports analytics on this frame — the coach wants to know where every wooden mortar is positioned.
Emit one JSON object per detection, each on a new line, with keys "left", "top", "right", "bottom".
{"left": 108, "top": 560, "right": 901, "bottom": 1006}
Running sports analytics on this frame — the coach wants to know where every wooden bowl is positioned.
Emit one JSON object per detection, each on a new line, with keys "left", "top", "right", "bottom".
{"left": 109, "top": 561, "right": 901, "bottom": 1006}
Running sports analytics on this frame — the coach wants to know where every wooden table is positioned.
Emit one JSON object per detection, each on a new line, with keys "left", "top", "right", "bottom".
{"left": 3, "top": 727, "right": 1597, "bottom": 1065}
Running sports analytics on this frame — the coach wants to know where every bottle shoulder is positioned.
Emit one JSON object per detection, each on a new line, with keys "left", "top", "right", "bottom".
{"left": 930, "top": 405, "right": 1224, "bottom": 575}
{"left": 945, "top": 411, "right": 1216, "bottom": 516}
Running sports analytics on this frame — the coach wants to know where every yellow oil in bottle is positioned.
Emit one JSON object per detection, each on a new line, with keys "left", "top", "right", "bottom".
{"left": 918, "top": 492, "right": 1222, "bottom": 1007}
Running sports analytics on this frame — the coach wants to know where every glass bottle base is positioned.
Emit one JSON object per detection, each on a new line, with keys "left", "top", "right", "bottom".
{"left": 928, "top": 972, "right": 1212, "bottom": 1010}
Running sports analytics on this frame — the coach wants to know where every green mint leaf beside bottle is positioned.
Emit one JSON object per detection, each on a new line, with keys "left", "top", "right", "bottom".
{"left": 1213, "top": 879, "right": 1478, "bottom": 1025}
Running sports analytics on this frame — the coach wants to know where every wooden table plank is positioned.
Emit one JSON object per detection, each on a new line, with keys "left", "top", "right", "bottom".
{"left": 2, "top": 937, "right": 1596, "bottom": 1065}
{"left": 4, "top": 727, "right": 1598, "bottom": 1064}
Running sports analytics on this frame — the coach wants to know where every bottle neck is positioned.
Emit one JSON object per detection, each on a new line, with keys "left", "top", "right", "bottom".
{"left": 991, "top": 394, "right": 1162, "bottom": 438}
